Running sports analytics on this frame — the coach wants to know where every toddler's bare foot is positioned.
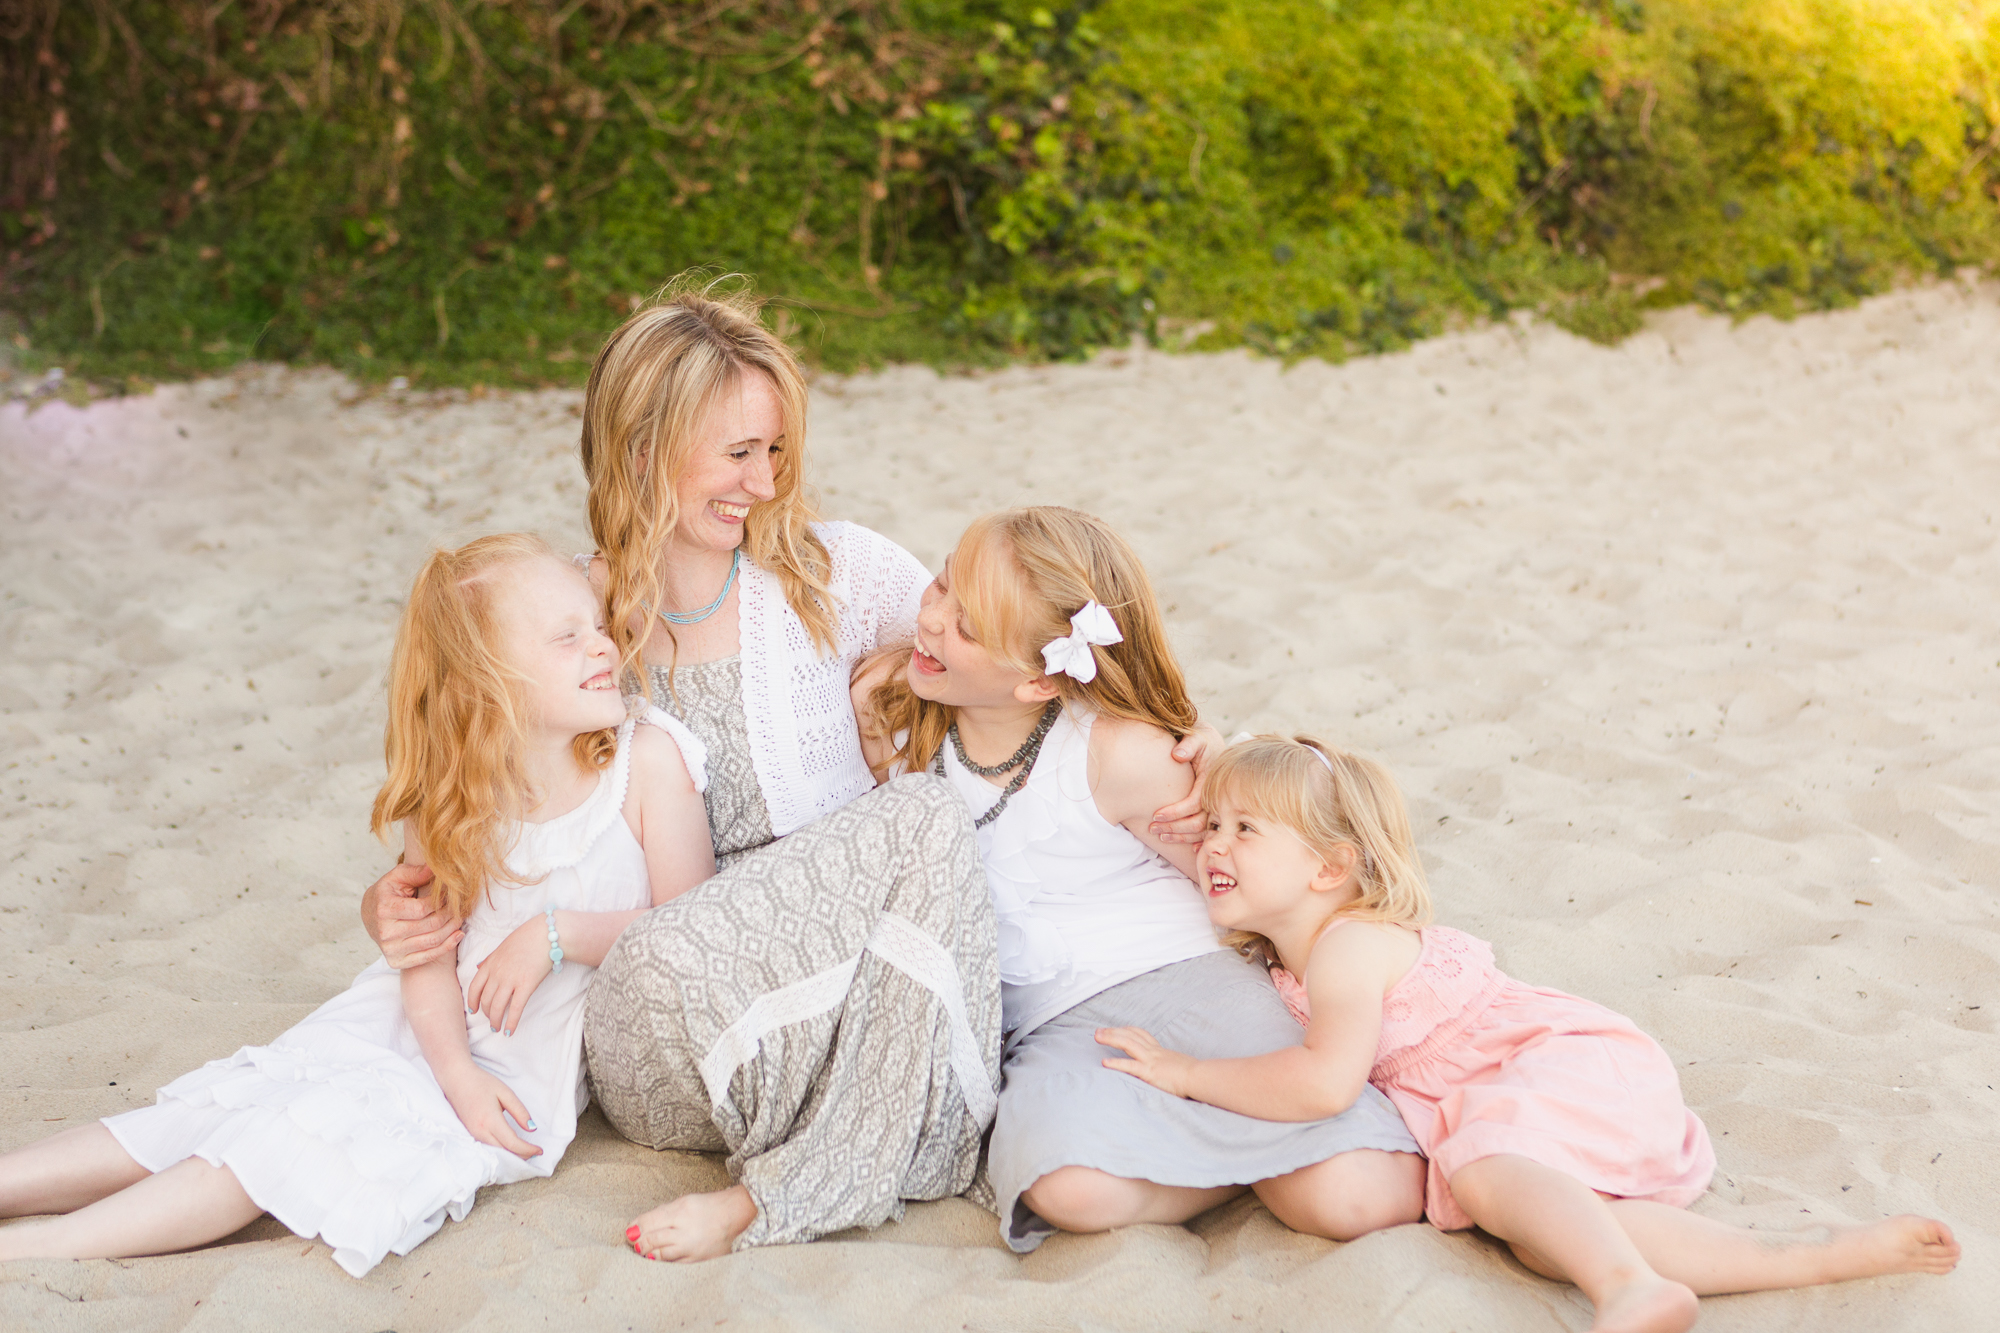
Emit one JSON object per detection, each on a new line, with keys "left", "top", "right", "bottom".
{"left": 1590, "top": 1273, "right": 1698, "bottom": 1333}
{"left": 627, "top": 1184, "right": 757, "bottom": 1262}
{"left": 1817, "top": 1215, "right": 1960, "bottom": 1281}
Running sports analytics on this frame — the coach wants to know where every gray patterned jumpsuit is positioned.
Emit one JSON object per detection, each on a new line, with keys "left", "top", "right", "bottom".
{"left": 582, "top": 658, "right": 1001, "bottom": 1249}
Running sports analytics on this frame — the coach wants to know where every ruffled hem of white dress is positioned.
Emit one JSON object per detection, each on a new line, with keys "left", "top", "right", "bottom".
{"left": 105, "top": 1042, "right": 532, "bottom": 1278}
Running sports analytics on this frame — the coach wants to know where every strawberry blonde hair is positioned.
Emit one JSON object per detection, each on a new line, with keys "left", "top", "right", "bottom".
{"left": 580, "top": 276, "right": 834, "bottom": 679}
{"left": 1206, "top": 734, "right": 1433, "bottom": 964}
{"left": 863, "top": 506, "right": 1197, "bottom": 778}
{"left": 370, "top": 533, "right": 619, "bottom": 920}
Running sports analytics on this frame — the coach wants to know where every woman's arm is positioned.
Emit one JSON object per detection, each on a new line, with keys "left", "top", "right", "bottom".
{"left": 1097, "top": 925, "right": 1393, "bottom": 1122}
{"left": 360, "top": 861, "right": 464, "bottom": 969}
{"left": 831, "top": 522, "right": 932, "bottom": 652}
{"left": 1088, "top": 715, "right": 1203, "bottom": 881}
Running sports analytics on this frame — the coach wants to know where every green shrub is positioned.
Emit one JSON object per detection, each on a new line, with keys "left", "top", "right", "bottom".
{"left": 2, "top": 0, "right": 1996, "bottom": 386}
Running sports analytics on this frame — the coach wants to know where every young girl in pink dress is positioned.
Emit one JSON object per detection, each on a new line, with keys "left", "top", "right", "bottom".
{"left": 1100, "top": 734, "right": 1960, "bottom": 1333}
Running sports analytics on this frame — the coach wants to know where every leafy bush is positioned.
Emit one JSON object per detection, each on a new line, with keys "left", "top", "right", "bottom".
{"left": 2, "top": 0, "right": 1996, "bottom": 386}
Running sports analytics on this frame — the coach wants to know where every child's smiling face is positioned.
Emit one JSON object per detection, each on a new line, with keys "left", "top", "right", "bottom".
{"left": 906, "top": 551, "right": 1047, "bottom": 709}
{"left": 494, "top": 556, "right": 628, "bottom": 740}
{"left": 1196, "top": 794, "right": 1334, "bottom": 934}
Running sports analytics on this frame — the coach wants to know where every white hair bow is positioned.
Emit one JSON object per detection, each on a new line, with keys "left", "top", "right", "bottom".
{"left": 1041, "top": 601, "right": 1123, "bottom": 683}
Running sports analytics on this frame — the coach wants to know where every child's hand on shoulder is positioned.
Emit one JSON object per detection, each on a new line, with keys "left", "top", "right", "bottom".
{"left": 1095, "top": 1026, "right": 1197, "bottom": 1099}
{"left": 466, "top": 916, "right": 555, "bottom": 1037}
{"left": 436, "top": 1065, "right": 543, "bottom": 1159}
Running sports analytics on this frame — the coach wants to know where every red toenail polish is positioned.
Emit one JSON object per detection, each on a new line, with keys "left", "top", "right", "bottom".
{"left": 626, "top": 1225, "right": 640, "bottom": 1241}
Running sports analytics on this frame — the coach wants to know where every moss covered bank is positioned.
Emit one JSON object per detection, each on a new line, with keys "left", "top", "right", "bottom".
{"left": 5, "top": 0, "right": 1999, "bottom": 387}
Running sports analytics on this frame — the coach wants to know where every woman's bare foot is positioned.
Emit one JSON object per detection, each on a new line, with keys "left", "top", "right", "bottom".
{"left": 1815, "top": 1215, "right": 1960, "bottom": 1281}
{"left": 627, "top": 1184, "right": 757, "bottom": 1262}
{"left": 1590, "top": 1273, "right": 1698, "bottom": 1333}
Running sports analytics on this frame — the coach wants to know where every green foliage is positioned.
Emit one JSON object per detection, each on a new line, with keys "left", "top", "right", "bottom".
{"left": 1565, "top": 0, "right": 2000, "bottom": 313}
{"left": 3, "top": 0, "right": 997, "bottom": 383}
{"left": 2, "top": 0, "right": 1997, "bottom": 388}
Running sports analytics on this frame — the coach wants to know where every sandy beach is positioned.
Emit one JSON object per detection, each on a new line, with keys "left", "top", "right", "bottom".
{"left": 3, "top": 279, "right": 1997, "bottom": 1331}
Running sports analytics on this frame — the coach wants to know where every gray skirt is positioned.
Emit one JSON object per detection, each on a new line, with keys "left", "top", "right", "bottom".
{"left": 990, "top": 948, "right": 1420, "bottom": 1252}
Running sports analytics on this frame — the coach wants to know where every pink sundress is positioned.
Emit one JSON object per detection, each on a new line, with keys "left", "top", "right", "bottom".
{"left": 1272, "top": 924, "right": 1714, "bottom": 1230}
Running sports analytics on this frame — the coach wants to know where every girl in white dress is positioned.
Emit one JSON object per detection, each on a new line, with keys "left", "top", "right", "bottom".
{"left": 0, "top": 534, "right": 714, "bottom": 1276}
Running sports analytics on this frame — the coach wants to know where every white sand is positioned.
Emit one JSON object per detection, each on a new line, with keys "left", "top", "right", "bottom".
{"left": 3, "top": 280, "right": 1996, "bottom": 1330}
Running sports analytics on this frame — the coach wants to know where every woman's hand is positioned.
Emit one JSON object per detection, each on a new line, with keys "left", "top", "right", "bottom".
{"left": 465, "top": 915, "right": 554, "bottom": 1037}
{"left": 1096, "top": 1026, "right": 1199, "bottom": 1099}
{"left": 363, "top": 862, "right": 464, "bottom": 970}
{"left": 436, "top": 1065, "right": 542, "bottom": 1159}
{"left": 1148, "top": 721, "right": 1225, "bottom": 843}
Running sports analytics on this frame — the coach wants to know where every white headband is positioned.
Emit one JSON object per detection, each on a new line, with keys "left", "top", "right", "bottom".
{"left": 1041, "top": 601, "right": 1123, "bottom": 683}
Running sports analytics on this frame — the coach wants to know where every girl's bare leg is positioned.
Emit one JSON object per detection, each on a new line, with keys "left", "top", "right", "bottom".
{"left": 1254, "top": 1148, "right": 1426, "bottom": 1241}
{"left": 0, "top": 1156, "right": 263, "bottom": 1261}
{"left": 1450, "top": 1155, "right": 1697, "bottom": 1333}
{"left": 1590, "top": 1198, "right": 1958, "bottom": 1293}
{"left": 0, "top": 1125, "right": 150, "bottom": 1218}
{"left": 1022, "top": 1166, "right": 1245, "bottom": 1232}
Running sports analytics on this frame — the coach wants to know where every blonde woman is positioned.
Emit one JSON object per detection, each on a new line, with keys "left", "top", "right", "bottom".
{"left": 360, "top": 284, "right": 1215, "bottom": 1261}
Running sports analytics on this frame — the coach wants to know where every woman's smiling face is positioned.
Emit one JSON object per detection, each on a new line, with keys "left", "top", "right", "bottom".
{"left": 668, "top": 369, "right": 785, "bottom": 556}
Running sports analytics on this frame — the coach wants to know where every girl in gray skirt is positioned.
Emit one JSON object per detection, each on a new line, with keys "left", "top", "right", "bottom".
{"left": 857, "top": 507, "right": 1425, "bottom": 1252}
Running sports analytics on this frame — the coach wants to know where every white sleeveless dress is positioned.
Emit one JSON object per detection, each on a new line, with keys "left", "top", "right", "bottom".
{"left": 104, "top": 708, "right": 705, "bottom": 1277}
{"left": 937, "top": 705, "right": 1224, "bottom": 1035}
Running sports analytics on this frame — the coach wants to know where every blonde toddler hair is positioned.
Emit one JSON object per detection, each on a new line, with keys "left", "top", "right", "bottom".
{"left": 370, "top": 533, "right": 619, "bottom": 921}
{"left": 580, "top": 276, "right": 835, "bottom": 678}
{"left": 865, "top": 506, "right": 1198, "bottom": 777}
{"left": 1205, "top": 734, "right": 1433, "bottom": 963}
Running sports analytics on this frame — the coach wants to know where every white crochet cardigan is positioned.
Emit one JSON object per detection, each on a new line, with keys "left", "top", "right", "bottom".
{"left": 731, "top": 520, "right": 929, "bottom": 836}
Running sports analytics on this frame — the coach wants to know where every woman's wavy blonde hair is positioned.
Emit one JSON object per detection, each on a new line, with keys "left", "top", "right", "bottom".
{"left": 581, "top": 276, "right": 834, "bottom": 680}
{"left": 1206, "top": 734, "right": 1433, "bottom": 965}
{"left": 369, "top": 533, "right": 619, "bottom": 921}
{"left": 863, "top": 506, "right": 1198, "bottom": 778}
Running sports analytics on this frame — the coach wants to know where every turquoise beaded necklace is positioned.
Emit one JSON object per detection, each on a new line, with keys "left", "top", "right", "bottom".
{"left": 644, "top": 547, "right": 741, "bottom": 626}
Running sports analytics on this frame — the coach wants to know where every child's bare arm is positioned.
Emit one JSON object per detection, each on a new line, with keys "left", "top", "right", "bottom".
{"left": 392, "top": 826, "right": 536, "bottom": 1156}
{"left": 849, "top": 649, "right": 905, "bottom": 783}
{"left": 1089, "top": 716, "right": 1203, "bottom": 881}
{"left": 467, "top": 725, "right": 714, "bottom": 1036}
{"left": 1099, "top": 925, "right": 1392, "bottom": 1122}
{"left": 1147, "top": 719, "right": 1227, "bottom": 844}
{"left": 402, "top": 954, "right": 541, "bottom": 1157}
{"left": 630, "top": 721, "right": 714, "bottom": 905}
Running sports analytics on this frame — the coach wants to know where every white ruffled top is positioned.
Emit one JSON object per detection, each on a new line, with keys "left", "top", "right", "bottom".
{"left": 733, "top": 520, "right": 930, "bottom": 835}
{"left": 104, "top": 706, "right": 705, "bottom": 1277}
{"left": 938, "top": 705, "right": 1223, "bottom": 1036}
{"left": 592, "top": 522, "right": 926, "bottom": 839}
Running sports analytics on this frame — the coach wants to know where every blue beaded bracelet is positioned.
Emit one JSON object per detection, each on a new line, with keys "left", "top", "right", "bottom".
{"left": 545, "top": 904, "right": 564, "bottom": 975}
